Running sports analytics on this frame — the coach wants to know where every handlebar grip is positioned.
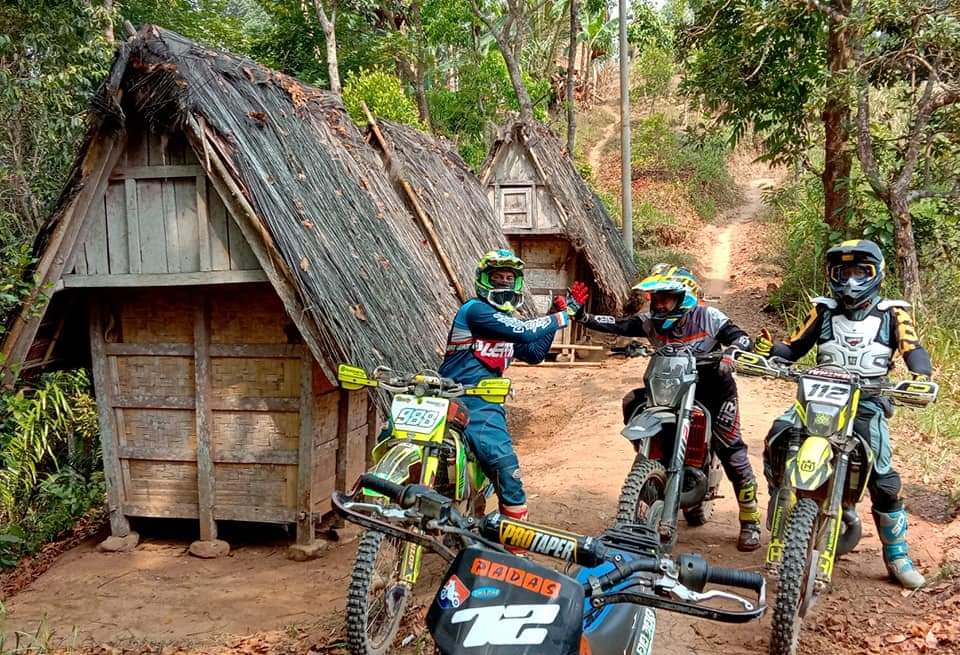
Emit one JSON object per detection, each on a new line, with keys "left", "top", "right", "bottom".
{"left": 706, "top": 566, "right": 765, "bottom": 594}
{"left": 358, "top": 474, "right": 406, "bottom": 504}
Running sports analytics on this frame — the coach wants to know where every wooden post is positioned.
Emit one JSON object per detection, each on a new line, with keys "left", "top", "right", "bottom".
{"left": 193, "top": 294, "right": 217, "bottom": 541}
{"left": 334, "top": 388, "right": 350, "bottom": 528}
{"left": 296, "top": 350, "right": 315, "bottom": 545}
{"left": 362, "top": 103, "right": 467, "bottom": 303}
{"left": 88, "top": 301, "right": 131, "bottom": 537}
{"left": 366, "top": 391, "right": 378, "bottom": 468}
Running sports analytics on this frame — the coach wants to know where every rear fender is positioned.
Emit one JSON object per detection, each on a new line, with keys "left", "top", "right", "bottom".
{"left": 787, "top": 436, "right": 834, "bottom": 492}
{"left": 621, "top": 408, "right": 675, "bottom": 442}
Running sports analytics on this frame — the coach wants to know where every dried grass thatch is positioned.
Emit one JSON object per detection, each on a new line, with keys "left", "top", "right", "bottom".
{"left": 483, "top": 121, "right": 635, "bottom": 312}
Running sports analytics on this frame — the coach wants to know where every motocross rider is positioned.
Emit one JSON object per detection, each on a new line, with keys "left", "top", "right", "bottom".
{"left": 438, "top": 249, "right": 588, "bottom": 524}
{"left": 755, "top": 239, "right": 933, "bottom": 589}
{"left": 570, "top": 265, "right": 763, "bottom": 552}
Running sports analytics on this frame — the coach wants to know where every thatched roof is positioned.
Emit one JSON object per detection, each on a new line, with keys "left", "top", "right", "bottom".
{"left": 2, "top": 26, "right": 510, "bottom": 385}
{"left": 368, "top": 120, "right": 536, "bottom": 312}
{"left": 482, "top": 120, "right": 636, "bottom": 312}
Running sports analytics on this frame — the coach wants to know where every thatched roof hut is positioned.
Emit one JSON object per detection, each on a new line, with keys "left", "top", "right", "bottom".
{"left": 0, "top": 26, "right": 509, "bottom": 554}
{"left": 481, "top": 120, "right": 635, "bottom": 321}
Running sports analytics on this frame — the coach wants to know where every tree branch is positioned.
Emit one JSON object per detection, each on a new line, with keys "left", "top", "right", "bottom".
{"left": 801, "top": 0, "right": 847, "bottom": 24}
{"left": 856, "top": 83, "right": 888, "bottom": 200}
{"left": 907, "top": 183, "right": 960, "bottom": 204}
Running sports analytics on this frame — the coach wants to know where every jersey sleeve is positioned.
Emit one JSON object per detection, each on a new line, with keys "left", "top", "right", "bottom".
{"left": 771, "top": 304, "right": 825, "bottom": 361}
{"left": 890, "top": 307, "right": 933, "bottom": 376}
{"left": 579, "top": 313, "right": 649, "bottom": 338}
{"left": 466, "top": 302, "right": 569, "bottom": 345}
{"left": 707, "top": 307, "right": 752, "bottom": 350}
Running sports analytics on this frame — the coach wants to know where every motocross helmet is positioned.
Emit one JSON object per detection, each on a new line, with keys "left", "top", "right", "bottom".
{"left": 476, "top": 249, "right": 525, "bottom": 312}
{"left": 826, "top": 239, "right": 884, "bottom": 318}
{"left": 634, "top": 265, "right": 699, "bottom": 330}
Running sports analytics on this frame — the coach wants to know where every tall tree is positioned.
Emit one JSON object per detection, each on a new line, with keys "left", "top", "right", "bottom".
{"left": 848, "top": 0, "right": 960, "bottom": 306}
{"left": 309, "top": 0, "right": 342, "bottom": 94}
{"left": 469, "top": 0, "right": 535, "bottom": 121}
{"left": 567, "top": 0, "right": 578, "bottom": 152}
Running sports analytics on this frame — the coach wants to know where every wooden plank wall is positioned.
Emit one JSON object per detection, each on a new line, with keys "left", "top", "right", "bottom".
{"left": 489, "top": 142, "right": 561, "bottom": 231}
{"left": 510, "top": 238, "right": 574, "bottom": 345}
{"left": 92, "top": 283, "right": 369, "bottom": 538}
{"left": 70, "top": 127, "right": 259, "bottom": 278}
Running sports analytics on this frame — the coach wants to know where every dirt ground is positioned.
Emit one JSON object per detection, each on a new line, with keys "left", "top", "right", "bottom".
{"left": 3, "top": 168, "right": 960, "bottom": 654}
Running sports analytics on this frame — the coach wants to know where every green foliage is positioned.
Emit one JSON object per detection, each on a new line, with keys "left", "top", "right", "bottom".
{"left": 678, "top": 0, "right": 827, "bottom": 163}
{"left": 0, "top": 0, "right": 114, "bottom": 245}
{"left": 633, "top": 201, "right": 680, "bottom": 249}
{"left": 631, "top": 113, "right": 737, "bottom": 221}
{"left": 628, "top": 1, "right": 673, "bottom": 51}
{"left": 343, "top": 67, "right": 422, "bottom": 128}
{"left": 631, "top": 46, "right": 674, "bottom": 103}
{"left": 0, "top": 370, "right": 103, "bottom": 568}
{"left": 634, "top": 248, "right": 694, "bottom": 278}
{"left": 118, "top": 0, "right": 266, "bottom": 53}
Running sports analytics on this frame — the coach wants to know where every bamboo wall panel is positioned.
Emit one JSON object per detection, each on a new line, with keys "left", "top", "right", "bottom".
{"left": 212, "top": 411, "right": 298, "bottom": 459}
{"left": 210, "top": 357, "right": 301, "bottom": 398}
{"left": 115, "top": 356, "right": 196, "bottom": 398}
{"left": 214, "top": 463, "right": 296, "bottom": 510}
{"left": 124, "top": 461, "right": 199, "bottom": 509}
{"left": 209, "top": 286, "right": 290, "bottom": 344}
{"left": 120, "top": 408, "right": 196, "bottom": 453}
{"left": 120, "top": 290, "right": 195, "bottom": 344}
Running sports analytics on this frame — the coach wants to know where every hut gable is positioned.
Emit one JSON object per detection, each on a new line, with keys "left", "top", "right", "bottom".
{"left": 3, "top": 26, "right": 511, "bottom": 387}
{"left": 481, "top": 121, "right": 636, "bottom": 313}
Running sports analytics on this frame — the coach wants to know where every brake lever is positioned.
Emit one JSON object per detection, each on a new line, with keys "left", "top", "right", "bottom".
{"left": 659, "top": 579, "right": 757, "bottom": 612}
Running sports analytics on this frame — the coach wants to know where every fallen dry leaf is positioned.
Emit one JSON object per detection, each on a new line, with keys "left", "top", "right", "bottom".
{"left": 887, "top": 634, "right": 909, "bottom": 644}
{"left": 300, "top": 256, "right": 309, "bottom": 271}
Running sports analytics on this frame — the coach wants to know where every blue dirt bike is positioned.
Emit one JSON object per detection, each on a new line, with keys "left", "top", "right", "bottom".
{"left": 334, "top": 473, "right": 767, "bottom": 654}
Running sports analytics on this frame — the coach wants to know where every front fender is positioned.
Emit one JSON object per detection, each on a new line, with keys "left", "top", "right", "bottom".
{"left": 364, "top": 441, "right": 422, "bottom": 496}
{"left": 621, "top": 408, "right": 675, "bottom": 441}
{"left": 787, "top": 436, "right": 834, "bottom": 491}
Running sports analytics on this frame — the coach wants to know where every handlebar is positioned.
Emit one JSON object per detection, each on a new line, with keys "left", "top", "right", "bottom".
{"left": 610, "top": 343, "right": 726, "bottom": 363}
{"left": 336, "top": 476, "right": 766, "bottom": 623}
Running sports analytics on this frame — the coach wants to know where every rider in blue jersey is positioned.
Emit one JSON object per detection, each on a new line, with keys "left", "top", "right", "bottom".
{"left": 439, "top": 249, "right": 587, "bottom": 523}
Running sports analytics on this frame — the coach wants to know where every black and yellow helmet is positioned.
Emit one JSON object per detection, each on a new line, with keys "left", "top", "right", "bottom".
{"left": 826, "top": 239, "right": 885, "bottom": 312}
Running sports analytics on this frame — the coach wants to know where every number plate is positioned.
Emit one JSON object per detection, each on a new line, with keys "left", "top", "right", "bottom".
{"left": 800, "top": 377, "right": 853, "bottom": 407}
{"left": 391, "top": 396, "right": 449, "bottom": 434}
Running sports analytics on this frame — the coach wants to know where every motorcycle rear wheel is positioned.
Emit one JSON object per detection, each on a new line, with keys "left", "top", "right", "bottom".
{"left": 769, "top": 496, "right": 820, "bottom": 655}
{"left": 616, "top": 455, "right": 667, "bottom": 529}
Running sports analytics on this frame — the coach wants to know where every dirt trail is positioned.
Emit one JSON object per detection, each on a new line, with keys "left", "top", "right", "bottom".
{"left": 587, "top": 102, "right": 620, "bottom": 175}
{"left": 3, "top": 168, "right": 959, "bottom": 653}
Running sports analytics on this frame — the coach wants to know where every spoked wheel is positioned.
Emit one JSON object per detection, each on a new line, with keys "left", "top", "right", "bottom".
{"left": 346, "top": 530, "right": 412, "bottom": 655}
{"left": 616, "top": 456, "right": 669, "bottom": 542}
{"left": 769, "top": 497, "right": 820, "bottom": 655}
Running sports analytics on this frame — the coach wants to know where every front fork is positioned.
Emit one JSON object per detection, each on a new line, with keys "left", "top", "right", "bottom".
{"left": 659, "top": 384, "right": 696, "bottom": 545}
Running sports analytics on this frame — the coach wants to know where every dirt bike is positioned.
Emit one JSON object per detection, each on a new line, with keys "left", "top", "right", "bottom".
{"left": 615, "top": 344, "right": 726, "bottom": 551}
{"left": 337, "top": 364, "right": 510, "bottom": 655}
{"left": 334, "top": 473, "right": 767, "bottom": 655}
{"left": 729, "top": 350, "right": 939, "bottom": 655}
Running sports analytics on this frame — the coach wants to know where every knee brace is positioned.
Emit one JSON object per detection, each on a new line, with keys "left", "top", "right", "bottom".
{"left": 869, "top": 470, "right": 902, "bottom": 513}
{"left": 489, "top": 452, "right": 526, "bottom": 507}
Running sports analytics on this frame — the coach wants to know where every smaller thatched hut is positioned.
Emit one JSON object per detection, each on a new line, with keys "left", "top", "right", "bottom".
{"left": 481, "top": 121, "right": 635, "bottom": 344}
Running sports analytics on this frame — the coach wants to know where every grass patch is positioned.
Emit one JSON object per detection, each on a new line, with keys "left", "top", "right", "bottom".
{"left": 631, "top": 113, "right": 738, "bottom": 222}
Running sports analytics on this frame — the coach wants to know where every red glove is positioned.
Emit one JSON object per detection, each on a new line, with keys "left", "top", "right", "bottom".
{"left": 550, "top": 295, "right": 568, "bottom": 313}
{"left": 563, "top": 281, "right": 589, "bottom": 318}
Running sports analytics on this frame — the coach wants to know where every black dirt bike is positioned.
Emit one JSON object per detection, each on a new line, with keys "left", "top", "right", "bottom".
{"left": 334, "top": 473, "right": 767, "bottom": 654}
{"left": 730, "top": 350, "right": 938, "bottom": 655}
{"left": 615, "top": 344, "right": 726, "bottom": 551}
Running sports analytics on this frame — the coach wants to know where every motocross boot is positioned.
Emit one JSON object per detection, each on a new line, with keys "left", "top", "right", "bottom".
{"left": 872, "top": 508, "right": 925, "bottom": 589}
{"left": 737, "top": 480, "right": 762, "bottom": 552}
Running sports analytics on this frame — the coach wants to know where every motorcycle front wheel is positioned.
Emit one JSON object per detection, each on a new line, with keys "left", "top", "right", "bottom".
{"left": 616, "top": 455, "right": 667, "bottom": 529}
{"left": 346, "top": 530, "right": 411, "bottom": 655}
{"left": 769, "top": 496, "right": 820, "bottom": 655}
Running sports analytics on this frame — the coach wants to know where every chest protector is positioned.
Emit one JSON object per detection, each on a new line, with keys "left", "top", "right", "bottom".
{"left": 815, "top": 298, "right": 899, "bottom": 378}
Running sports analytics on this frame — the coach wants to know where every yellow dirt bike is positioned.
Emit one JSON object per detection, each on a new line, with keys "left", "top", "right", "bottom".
{"left": 337, "top": 364, "right": 510, "bottom": 655}
{"left": 730, "top": 350, "right": 938, "bottom": 655}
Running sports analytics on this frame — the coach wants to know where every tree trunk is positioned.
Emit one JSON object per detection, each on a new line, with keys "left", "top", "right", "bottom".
{"left": 890, "top": 196, "right": 923, "bottom": 308}
{"left": 412, "top": 2, "right": 432, "bottom": 129}
{"left": 492, "top": 33, "right": 534, "bottom": 121}
{"left": 312, "top": 0, "right": 341, "bottom": 95}
{"left": 821, "top": 0, "right": 852, "bottom": 230}
{"left": 566, "top": 0, "right": 578, "bottom": 153}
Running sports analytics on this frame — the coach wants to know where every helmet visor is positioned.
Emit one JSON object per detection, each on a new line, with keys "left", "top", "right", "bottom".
{"left": 829, "top": 262, "right": 877, "bottom": 284}
{"left": 650, "top": 291, "right": 681, "bottom": 316}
